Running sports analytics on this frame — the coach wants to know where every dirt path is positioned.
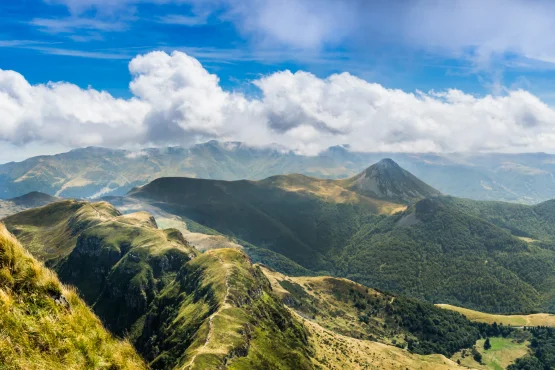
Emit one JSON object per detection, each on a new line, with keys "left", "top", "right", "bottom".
{"left": 184, "top": 253, "right": 231, "bottom": 369}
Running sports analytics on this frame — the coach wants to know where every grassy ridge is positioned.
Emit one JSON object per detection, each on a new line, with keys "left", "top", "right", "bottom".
{"left": 4, "top": 201, "right": 315, "bottom": 369}
{"left": 0, "top": 223, "right": 146, "bottom": 369}
{"left": 133, "top": 248, "right": 313, "bottom": 370}
{"left": 5, "top": 201, "right": 199, "bottom": 336}
{"left": 438, "top": 304, "right": 555, "bottom": 327}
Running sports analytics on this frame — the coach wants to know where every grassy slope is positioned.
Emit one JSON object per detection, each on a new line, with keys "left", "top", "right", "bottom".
{"left": 438, "top": 304, "right": 555, "bottom": 327}
{"left": 261, "top": 267, "right": 484, "bottom": 358}
{"left": 3, "top": 200, "right": 119, "bottom": 264}
{"left": 452, "top": 338, "right": 529, "bottom": 370}
{"left": 133, "top": 248, "right": 313, "bottom": 370}
{"left": 303, "top": 316, "right": 464, "bottom": 370}
{"left": 128, "top": 174, "right": 404, "bottom": 271}
{"left": 4, "top": 202, "right": 315, "bottom": 369}
{"left": 0, "top": 223, "right": 146, "bottom": 370}
{"left": 4, "top": 200, "right": 198, "bottom": 336}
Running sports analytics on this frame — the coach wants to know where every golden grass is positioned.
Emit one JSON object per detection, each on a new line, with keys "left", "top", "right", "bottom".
{"left": 0, "top": 223, "right": 146, "bottom": 370}
{"left": 261, "top": 266, "right": 389, "bottom": 341}
{"left": 267, "top": 174, "right": 406, "bottom": 215}
{"left": 437, "top": 304, "right": 555, "bottom": 327}
{"left": 300, "top": 312, "right": 465, "bottom": 370}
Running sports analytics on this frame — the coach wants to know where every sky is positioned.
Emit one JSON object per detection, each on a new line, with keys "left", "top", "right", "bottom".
{"left": 3, "top": 0, "right": 555, "bottom": 162}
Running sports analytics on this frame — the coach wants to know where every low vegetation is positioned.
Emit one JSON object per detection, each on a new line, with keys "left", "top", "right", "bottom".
{"left": 262, "top": 267, "right": 485, "bottom": 358}
{"left": 0, "top": 223, "right": 146, "bottom": 369}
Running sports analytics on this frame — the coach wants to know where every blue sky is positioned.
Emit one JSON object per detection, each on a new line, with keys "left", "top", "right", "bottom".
{"left": 3, "top": 0, "right": 555, "bottom": 100}
{"left": 4, "top": 0, "right": 555, "bottom": 162}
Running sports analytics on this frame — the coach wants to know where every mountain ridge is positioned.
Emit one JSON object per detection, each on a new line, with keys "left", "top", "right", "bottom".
{"left": 4, "top": 140, "right": 555, "bottom": 203}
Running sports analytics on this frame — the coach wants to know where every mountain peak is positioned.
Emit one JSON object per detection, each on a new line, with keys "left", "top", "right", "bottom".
{"left": 375, "top": 158, "right": 399, "bottom": 168}
{"left": 343, "top": 159, "right": 441, "bottom": 204}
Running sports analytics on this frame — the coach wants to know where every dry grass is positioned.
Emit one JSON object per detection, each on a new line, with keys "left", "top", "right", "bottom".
{"left": 437, "top": 304, "right": 555, "bottom": 327}
{"left": 0, "top": 223, "right": 146, "bottom": 370}
{"left": 300, "top": 313, "right": 465, "bottom": 370}
{"left": 267, "top": 174, "right": 406, "bottom": 215}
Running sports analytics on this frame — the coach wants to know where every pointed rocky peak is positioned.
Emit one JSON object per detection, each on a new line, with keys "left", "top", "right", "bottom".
{"left": 342, "top": 158, "right": 440, "bottom": 204}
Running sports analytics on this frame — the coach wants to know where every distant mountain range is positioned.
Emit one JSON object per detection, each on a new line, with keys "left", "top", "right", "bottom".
{"left": 3, "top": 140, "right": 555, "bottom": 203}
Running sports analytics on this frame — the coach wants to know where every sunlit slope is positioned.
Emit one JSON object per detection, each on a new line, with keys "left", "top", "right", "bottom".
{"left": 3, "top": 202, "right": 314, "bottom": 369}
{"left": 4, "top": 200, "right": 198, "bottom": 335}
{"left": 0, "top": 223, "right": 146, "bottom": 370}
{"left": 438, "top": 304, "right": 555, "bottom": 327}
{"left": 126, "top": 160, "right": 421, "bottom": 270}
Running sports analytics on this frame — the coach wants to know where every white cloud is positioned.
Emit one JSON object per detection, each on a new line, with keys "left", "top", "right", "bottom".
{"left": 2, "top": 50, "right": 555, "bottom": 157}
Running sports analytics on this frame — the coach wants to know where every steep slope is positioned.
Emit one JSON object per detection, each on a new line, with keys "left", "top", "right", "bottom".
{"left": 4, "top": 200, "right": 198, "bottom": 336}
{"left": 0, "top": 223, "right": 146, "bottom": 369}
{"left": 4, "top": 200, "right": 121, "bottom": 264}
{"left": 136, "top": 248, "right": 314, "bottom": 370}
{"left": 127, "top": 177, "right": 398, "bottom": 270}
{"left": 4, "top": 200, "right": 477, "bottom": 370}
{"left": 340, "top": 158, "right": 441, "bottom": 203}
{"left": 3, "top": 202, "right": 314, "bottom": 369}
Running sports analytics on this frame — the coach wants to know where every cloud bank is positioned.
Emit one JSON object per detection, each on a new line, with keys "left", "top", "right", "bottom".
{"left": 2, "top": 50, "right": 555, "bottom": 155}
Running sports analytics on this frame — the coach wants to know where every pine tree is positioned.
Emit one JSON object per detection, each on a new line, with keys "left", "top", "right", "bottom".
{"left": 484, "top": 337, "right": 491, "bottom": 350}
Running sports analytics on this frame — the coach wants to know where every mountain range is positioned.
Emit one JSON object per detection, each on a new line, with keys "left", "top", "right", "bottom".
{"left": 5, "top": 150, "right": 555, "bottom": 368}
{"left": 2, "top": 199, "right": 493, "bottom": 369}
{"left": 118, "top": 160, "right": 555, "bottom": 314}
{"left": 3, "top": 140, "right": 555, "bottom": 203}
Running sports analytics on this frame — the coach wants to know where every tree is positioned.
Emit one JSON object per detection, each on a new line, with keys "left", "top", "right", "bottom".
{"left": 472, "top": 347, "right": 483, "bottom": 364}
{"left": 484, "top": 338, "right": 491, "bottom": 350}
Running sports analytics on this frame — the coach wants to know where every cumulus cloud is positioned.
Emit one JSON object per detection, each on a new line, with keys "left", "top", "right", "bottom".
{"left": 2, "top": 50, "right": 555, "bottom": 155}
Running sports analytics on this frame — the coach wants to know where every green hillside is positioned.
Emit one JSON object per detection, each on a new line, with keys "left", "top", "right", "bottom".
{"left": 12, "top": 199, "right": 555, "bottom": 368}
{"left": 331, "top": 197, "right": 555, "bottom": 313}
{"left": 443, "top": 196, "right": 555, "bottom": 241}
{"left": 127, "top": 162, "right": 555, "bottom": 313}
{"left": 0, "top": 223, "right": 146, "bottom": 369}
{"left": 127, "top": 176, "right": 400, "bottom": 270}
{"left": 3, "top": 201, "right": 314, "bottom": 369}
